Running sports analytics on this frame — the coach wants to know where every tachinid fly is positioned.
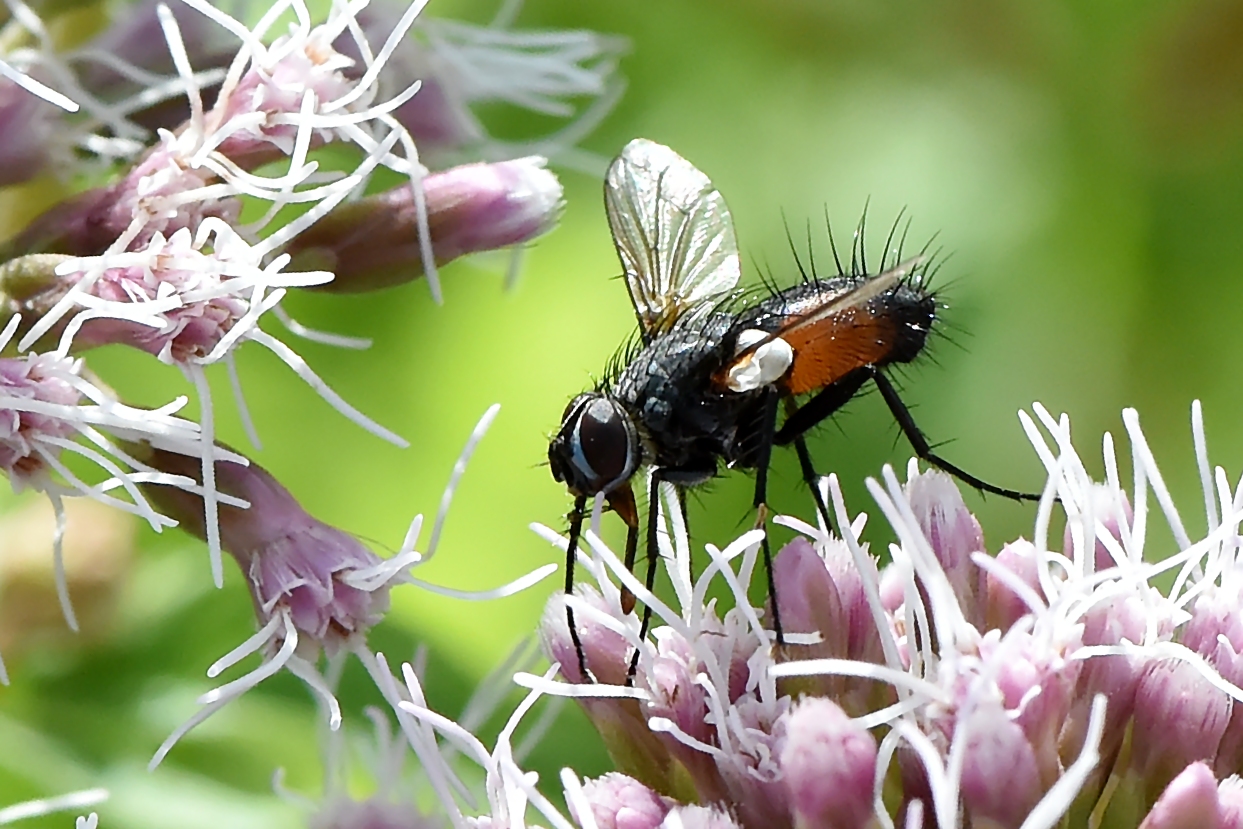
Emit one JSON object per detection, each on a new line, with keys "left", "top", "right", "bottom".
{"left": 548, "top": 138, "right": 1034, "bottom": 676}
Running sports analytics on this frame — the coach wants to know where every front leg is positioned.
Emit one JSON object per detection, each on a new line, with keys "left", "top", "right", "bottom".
{"left": 623, "top": 466, "right": 703, "bottom": 683}
{"left": 628, "top": 468, "right": 668, "bottom": 683}
{"left": 750, "top": 388, "right": 785, "bottom": 646}
{"left": 563, "top": 494, "right": 589, "bottom": 680}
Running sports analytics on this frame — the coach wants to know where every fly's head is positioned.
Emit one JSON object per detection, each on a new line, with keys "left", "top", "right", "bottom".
{"left": 549, "top": 393, "right": 640, "bottom": 498}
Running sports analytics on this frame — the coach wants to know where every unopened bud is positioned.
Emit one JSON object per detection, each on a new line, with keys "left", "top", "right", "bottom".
{"left": 1131, "top": 659, "right": 1231, "bottom": 797}
{"left": 289, "top": 158, "right": 562, "bottom": 293}
{"left": 139, "top": 446, "right": 392, "bottom": 656}
{"left": 958, "top": 701, "right": 1042, "bottom": 829}
{"left": 580, "top": 773, "right": 670, "bottom": 829}
{"left": 779, "top": 697, "right": 877, "bottom": 829}
{"left": 1138, "top": 761, "right": 1221, "bottom": 829}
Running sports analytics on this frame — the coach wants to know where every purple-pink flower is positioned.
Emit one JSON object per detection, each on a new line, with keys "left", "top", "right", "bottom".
{"left": 521, "top": 401, "right": 1243, "bottom": 829}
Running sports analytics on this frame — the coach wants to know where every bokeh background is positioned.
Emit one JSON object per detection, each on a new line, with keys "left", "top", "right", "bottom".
{"left": 3, "top": 0, "right": 1243, "bottom": 825}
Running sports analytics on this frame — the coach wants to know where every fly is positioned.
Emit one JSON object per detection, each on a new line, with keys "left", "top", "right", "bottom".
{"left": 548, "top": 138, "right": 1034, "bottom": 677}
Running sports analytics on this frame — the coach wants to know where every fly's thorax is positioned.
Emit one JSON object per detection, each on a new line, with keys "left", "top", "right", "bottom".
{"left": 610, "top": 313, "right": 768, "bottom": 473}
{"left": 613, "top": 313, "right": 734, "bottom": 412}
{"left": 548, "top": 392, "right": 642, "bottom": 497}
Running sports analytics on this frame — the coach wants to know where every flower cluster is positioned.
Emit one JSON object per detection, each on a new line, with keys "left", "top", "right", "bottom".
{"left": 233, "top": 401, "right": 1243, "bottom": 829}
{"left": 0, "top": 0, "right": 623, "bottom": 570}
{"left": 519, "top": 401, "right": 1243, "bottom": 829}
{"left": 0, "top": 0, "right": 623, "bottom": 818}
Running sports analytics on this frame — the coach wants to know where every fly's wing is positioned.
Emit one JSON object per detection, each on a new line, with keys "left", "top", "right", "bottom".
{"left": 605, "top": 138, "right": 741, "bottom": 337}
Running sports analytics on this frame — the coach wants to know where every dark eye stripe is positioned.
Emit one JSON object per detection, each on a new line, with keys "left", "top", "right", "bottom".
{"left": 569, "top": 417, "right": 601, "bottom": 482}
{"left": 576, "top": 398, "right": 631, "bottom": 485}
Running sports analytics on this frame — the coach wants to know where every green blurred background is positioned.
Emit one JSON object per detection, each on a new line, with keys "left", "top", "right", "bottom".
{"left": 4, "top": 0, "right": 1243, "bottom": 825}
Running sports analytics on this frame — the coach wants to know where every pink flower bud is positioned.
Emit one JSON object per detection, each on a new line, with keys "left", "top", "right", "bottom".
{"left": 207, "top": 29, "right": 358, "bottom": 169}
{"left": 985, "top": 539, "right": 1043, "bottom": 632}
{"left": 1132, "top": 659, "right": 1231, "bottom": 796}
{"left": 2, "top": 144, "right": 241, "bottom": 259}
{"left": 540, "top": 588, "right": 631, "bottom": 687}
{"left": 778, "top": 697, "right": 877, "bottom": 829}
{"left": 290, "top": 158, "right": 563, "bottom": 293}
{"left": 1182, "top": 588, "right": 1243, "bottom": 662}
{"left": 645, "top": 628, "right": 713, "bottom": 746}
{"left": 958, "top": 701, "right": 1043, "bottom": 829}
{"left": 580, "top": 773, "right": 670, "bottom": 829}
{"left": 985, "top": 628, "right": 1082, "bottom": 786}
{"left": 770, "top": 536, "right": 888, "bottom": 713}
{"left": 1138, "top": 761, "right": 1221, "bottom": 829}
{"left": 710, "top": 695, "right": 789, "bottom": 829}
{"left": 66, "top": 231, "right": 250, "bottom": 362}
{"left": 770, "top": 537, "right": 847, "bottom": 654}
{"left": 1060, "top": 593, "right": 1149, "bottom": 772}
{"left": 1063, "top": 484, "right": 1132, "bottom": 573}
{"left": 140, "top": 447, "right": 392, "bottom": 656}
{"left": 538, "top": 590, "right": 674, "bottom": 788}
{"left": 1182, "top": 581, "right": 1243, "bottom": 775}
{"left": 822, "top": 539, "right": 884, "bottom": 667}
{"left": 906, "top": 469, "right": 986, "bottom": 626}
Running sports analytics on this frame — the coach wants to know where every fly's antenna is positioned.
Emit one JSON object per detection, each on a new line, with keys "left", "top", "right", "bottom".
{"left": 824, "top": 206, "right": 847, "bottom": 277}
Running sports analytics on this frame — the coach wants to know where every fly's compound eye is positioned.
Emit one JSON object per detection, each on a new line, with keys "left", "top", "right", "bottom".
{"left": 549, "top": 395, "right": 638, "bottom": 496}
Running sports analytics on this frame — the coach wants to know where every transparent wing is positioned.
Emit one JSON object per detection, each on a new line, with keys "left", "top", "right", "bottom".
{"left": 604, "top": 138, "right": 740, "bottom": 335}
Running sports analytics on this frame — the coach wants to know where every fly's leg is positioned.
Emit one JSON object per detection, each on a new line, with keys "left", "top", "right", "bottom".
{"left": 751, "top": 389, "right": 784, "bottom": 646}
{"left": 773, "top": 367, "right": 871, "bottom": 445}
{"left": 782, "top": 397, "right": 835, "bottom": 535}
{"left": 793, "top": 432, "right": 835, "bottom": 536}
{"left": 870, "top": 369, "right": 1039, "bottom": 501}
{"left": 563, "top": 494, "right": 589, "bottom": 680}
{"left": 775, "top": 370, "right": 871, "bottom": 538}
{"left": 627, "top": 470, "right": 667, "bottom": 684}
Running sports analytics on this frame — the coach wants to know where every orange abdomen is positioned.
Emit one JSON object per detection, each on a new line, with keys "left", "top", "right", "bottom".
{"left": 780, "top": 304, "right": 902, "bottom": 395}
